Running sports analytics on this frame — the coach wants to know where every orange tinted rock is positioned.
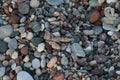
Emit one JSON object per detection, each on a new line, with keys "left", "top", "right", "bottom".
{"left": 47, "top": 56, "right": 57, "bottom": 68}
{"left": 3, "top": 6, "right": 10, "bottom": 14}
{"left": 9, "top": 72, "right": 14, "bottom": 79}
{"left": 89, "top": 10, "right": 100, "bottom": 23}
{"left": 9, "top": 15, "right": 20, "bottom": 24}
{"left": 20, "top": 46, "right": 28, "bottom": 55}
{"left": 53, "top": 73, "right": 64, "bottom": 80}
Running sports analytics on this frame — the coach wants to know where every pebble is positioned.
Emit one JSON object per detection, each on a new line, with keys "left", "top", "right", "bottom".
{"left": 0, "top": 67, "right": 5, "bottom": 77}
{"left": 89, "top": 0, "right": 101, "bottom": 7}
{"left": 26, "top": 32, "right": 33, "bottom": 40}
{"left": 92, "top": 26, "right": 103, "bottom": 35}
{"left": 47, "top": 56, "right": 57, "bottom": 68}
{"left": 71, "top": 43, "right": 85, "bottom": 57}
{"left": 34, "top": 51, "right": 41, "bottom": 58}
{"left": 83, "top": 30, "right": 94, "bottom": 35}
{"left": 116, "top": 71, "right": 120, "bottom": 75}
{"left": 53, "top": 73, "right": 64, "bottom": 80}
{"left": 30, "top": 0, "right": 40, "bottom": 8}
{"left": 11, "top": 51, "right": 18, "bottom": 59}
{"left": 2, "top": 60, "right": 8, "bottom": 66}
{"left": 89, "top": 10, "right": 100, "bottom": 23}
{"left": 23, "top": 55, "right": 30, "bottom": 62}
{"left": 18, "top": 3, "right": 30, "bottom": 14}
{"left": 106, "top": 0, "right": 117, "bottom": 4}
{"left": 0, "top": 54, "right": 5, "bottom": 61}
{"left": 24, "top": 62, "right": 32, "bottom": 68}
{"left": 9, "top": 15, "right": 20, "bottom": 24}
{"left": 31, "top": 37, "right": 43, "bottom": 46}
{"left": 37, "top": 43, "right": 45, "bottom": 52}
{"left": 11, "top": 63, "right": 16, "bottom": 70}
{"left": 15, "top": 66, "right": 22, "bottom": 73}
{"left": 0, "top": 40, "right": 7, "bottom": 53}
{"left": 61, "top": 56, "right": 68, "bottom": 66}
{"left": 17, "top": 71, "right": 33, "bottom": 80}
{"left": 32, "top": 58, "right": 40, "bottom": 69}
{"left": 35, "top": 69, "right": 41, "bottom": 76}
{"left": 0, "top": 25, "right": 13, "bottom": 39}
{"left": 47, "top": 0, "right": 63, "bottom": 5}
{"left": 30, "top": 21, "right": 41, "bottom": 32}
{"left": 41, "top": 55, "right": 46, "bottom": 68}
{"left": 50, "top": 42, "right": 61, "bottom": 50}
{"left": 20, "top": 46, "right": 28, "bottom": 55}
{"left": 98, "top": 0, "right": 105, "bottom": 4}
{"left": 8, "top": 38, "right": 17, "bottom": 50}
{"left": 3, "top": 75, "right": 10, "bottom": 80}
{"left": 102, "top": 23, "right": 117, "bottom": 31}
{"left": 94, "top": 55, "right": 107, "bottom": 63}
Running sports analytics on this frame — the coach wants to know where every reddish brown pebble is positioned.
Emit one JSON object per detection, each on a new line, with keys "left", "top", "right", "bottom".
{"left": 47, "top": 56, "right": 57, "bottom": 68}
{"left": 9, "top": 72, "right": 14, "bottom": 79}
{"left": 3, "top": 6, "right": 10, "bottom": 14}
{"left": 53, "top": 73, "right": 64, "bottom": 80}
{"left": 67, "top": 76, "right": 73, "bottom": 80}
{"left": 89, "top": 10, "right": 100, "bottom": 23}
{"left": 20, "top": 46, "right": 28, "bottom": 55}
{"left": 9, "top": 15, "right": 20, "bottom": 24}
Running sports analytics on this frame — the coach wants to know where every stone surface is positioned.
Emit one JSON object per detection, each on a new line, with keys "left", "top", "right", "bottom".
{"left": 26, "top": 32, "right": 33, "bottom": 40}
{"left": 32, "top": 58, "right": 40, "bottom": 69}
{"left": 53, "top": 73, "right": 64, "bottom": 80}
{"left": 31, "top": 37, "right": 43, "bottom": 46}
{"left": 0, "top": 40, "right": 7, "bottom": 53}
{"left": 71, "top": 43, "right": 85, "bottom": 57}
{"left": 11, "top": 51, "right": 18, "bottom": 59}
{"left": 18, "top": 3, "right": 30, "bottom": 14}
{"left": 89, "top": 10, "right": 100, "bottom": 23}
{"left": 37, "top": 43, "right": 45, "bottom": 52}
{"left": 0, "top": 25, "right": 13, "bottom": 39}
{"left": 8, "top": 38, "right": 17, "bottom": 49}
{"left": 30, "top": 21, "right": 41, "bottom": 32}
{"left": 47, "top": 56, "right": 57, "bottom": 68}
{"left": 30, "top": 0, "right": 40, "bottom": 8}
{"left": 0, "top": 67, "right": 5, "bottom": 77}
{"left": 20, "top": 46, "right": 28, "bottom": 55}
{"left": 9, "top": 15, "right": 20, "bottom": 24}
{"left": 61, "top": 56, "right": 68, "bottom": 66}
{"left": 47, "top": 0, "right": 63, "bottom": 5}
{"left": 17, "top": 71, "right": 33, "bottom": 80}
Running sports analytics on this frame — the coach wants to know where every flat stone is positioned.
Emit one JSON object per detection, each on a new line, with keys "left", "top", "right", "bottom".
{"left": 30, "top": 0, "right": 40, "bottom": 8}
{"left": 11, "top": 51, "right": 18, "bottom": 59}
{"left": 18, "top": 3, "right": 30, "bottom": 14}
{"left": 0, "top": 40, "right": 7, "bottom": 53}
{"left": 32, "top": 58, "right": 40, "bottom": 69}
{"left": 103, "top": 23, "right": 117, "bottom": 31}
{"left": 30, "top": 21, "right": 41, "bottom": 32}
{"left": 8, "top": 38, "right": 17, "bottom": 49}
{"left": 47, "top": 56, "right": 57, "bottom": 68}
{"left": 47, "top": 0, "right": 63, "bottom": 6}
{"left": 92, "top": 26, "right": 103, "bottom": 35}
{"left": 17, "top": 71, "right": 33, "bottom": 80}
{"left": 71, "top": 43, "right": 85, "bottom": 57}
{"left": 37, "top": 43, "right": 45, "bottom": 52}
{"left": 0, "top": 67, "right": 5, "bottom": 77}
{"left": 0, "top": 25, "right": 13, "bottom": 39}
{"left": 61, "top": 56, "right": 68, "bottom": 66}
{"left": 31, "top": 37, "right": 43, "bottom": 46}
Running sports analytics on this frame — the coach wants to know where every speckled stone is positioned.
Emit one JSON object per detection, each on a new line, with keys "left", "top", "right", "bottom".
{"left": 47, "top": 0, "right": 63, "bottom": 5}
{"left": 8, "top": 38, "right": 17, "bottom": 50}
{"left": 18, "top": 3, "right": 30, "bottom": 14}
{"left": 30, "top": 21, "right": 41, "bottom": 32}
{"left": 0, "top": 40, "right": 7, "bottom": 53}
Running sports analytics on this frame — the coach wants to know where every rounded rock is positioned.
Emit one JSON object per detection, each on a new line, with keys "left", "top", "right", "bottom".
{"left": 37, "top": 43, "right": 45, "bottom": 52}
{"left": 18, "top": 3, "right": 30, "bottom": 14}
{"left": 0, "top": 67, "right": 5, "bottom": 77}
{"left": 11, "top": 51, "right": 18, "bottom": 59}
{"left": 8, "top": 38, "right": 17, "bottom": 50}
{"left": 47, "top": 0, "right": 63, "bottom": 6}
{"left": 47, "top": 56, "right": 57, "bottom": 68}
{"left": 30, "top": 0, "right": 40, "bottom": 8}
{"left": 17, "top": 71, "right": 33, "bottom": 80}
{"left": 30, "top": 21, "right": 41, "bottom": 32}
{"left": 32, "top": 58, "right": 40, "bottom": 69}
{"left": 0, "top": 40, "right": 7, "bottom": 53}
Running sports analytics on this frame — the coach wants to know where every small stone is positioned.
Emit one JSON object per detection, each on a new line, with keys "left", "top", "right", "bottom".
{"left": 30, "top": 0, "right": 40, "bottom": 8}
{"left": 0, "top": 54, "right": 5, "bottom": 61}
{"left": 83, "top": 30, "right": 94, "bottom": 35}
{"left": 92, "top": 26, "right": 103, "bottom": 35}
{"left": 89, "top": 0, "right": 101, "bottom": 7}
{"left": 2, "top": 60, "right": 8, "bottom": 66}
{"left": 9, "top": 15, "right": 20, "bottom": 24}
{"left": 3, "top": 75, "right": 10, "bottom": 80}
{"left": 30, "top": 21, "right": 41, "bottom": 32}
{"left": 106, "top": 0, "right": 117, "bottom": 4}
{"left": 50, "top": 42, "right": 61, "bottom": 50}
{"left": 61, "top": 56, "right": 68, "bottom": 66}
{"left": 24, "top": 62, "right": 32, "bottom": 68}
{"left": 35, "top": 69, "right": 41, "bottom": 76}
{"left": 0, "top": 67, "right": 5, "bottom": 77}
{"left": 53, "top": 73, "right": 64, "bottom": 80}
{"left": 20, "top": 46, "right": 28, "bottom": 55}
{"left": 103, "top": 23, "right": 117, "bottom": 31}
{"left": 89, "top": 10, "right": 100, "bottom": 23}
{"left": 23, "top": 55, "right": 30, "bottom": 62}
{"left": 89, "top": 60, "right": 97, "bottom": 66}
{"left": 71, "top": 43, "right": 85, "bottom": 57}
{"left": 15, "top": 66, "right": 22, "bottom": 73}
{"left": 0, "top": 40, "right": 7, "bottom": 53}
{"left": 18, "top": 3, "right": 29, "bottom": 14}
{"left": 52, "top": 32, "right": 60, "bottom": 36}
{"left": 53, "top": 12, "right": 60, "bottom": 16}
{"left": 17, "top": 71, "right": 33, "bottom": 80}
{"left": 26, "top": 32, "right": 33, "bottom": 40}
{"left": 34, "top": 51, "right": 41, "bottom": 58}
{"left": 37, "top": 43, "right": 45, "bottom": 52}
{"left": 8, "top": 38, "right": 17, "bottom": 50}
{"left": 20, "top": 17, "right": 26, "bottom": 23}
{"left": 116, "top": 71, "right": 120, "bottom": 75}
{"left": 19, "top": 27, "right": 25, "bottom": 33}
{"left": 0, "top": 25, "right": 13, "bottom": 39}
{"left": 31, "top": 37, "right": 43, "bottom": 46}
{"left": 41, "top": 55, "right": 46, "bottom": 68}
{"left": 98, "top": 0, "right": 105, "bottom": 4}
{"left": 9, "top": 72, "right": 14, "bottom": 79}
{"left": 47, "top": 0, "right": 63, "bottom": 5}
{"left": 11, "top": 51, "right": 18, "bottom": 59}
{"left": 32, "top": 58, "right": 40, "bottom": 69}
{"left": 94, "top": 55, "right": 107, "bottom": 63}
{"left": 47, "top": 56, "right": 57, "bottom": 68}
{"left": 11, "top": 63, "right": 16, "bottom": 70}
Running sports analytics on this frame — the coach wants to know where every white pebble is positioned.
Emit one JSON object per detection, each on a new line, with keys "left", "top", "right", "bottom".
{"left": 26, "top": 32, "right": 33, "bottom": 40}
{"left": 30, "top": 0, "right": 40, "bottom": 8}
{"left": 4, "top": 37, "right": 11, "bottom": 43}
{"left": 11, "top": 51, "right": 18, "bottom": 59}
{"left": 15, "top": 66, "right": 22, "bottom": 73}
{"left": 21, "top": 32, "right": 27, "bottom": 38}
{"left": 52, "top": 32, "right": 60, "bottom": 36}
{"left": 23, "top": 56, "right": 30, "bottom": 62}
{"left": 32, "top": 58, "right": 40, "bottom": 69}
{"left": 116, "top": 71, "right": 120, "bottom": 75}
{"left": 11, "top": 63, "right": 16, "bottom": 70}
{"left": 37, "top": 43, "right": 45, "bottom": 52}
{"left": 106, "top": 0, "right": 117, "bottom": 4}
{"left": 35, "top": 69, "right": 41, "bottom": 76}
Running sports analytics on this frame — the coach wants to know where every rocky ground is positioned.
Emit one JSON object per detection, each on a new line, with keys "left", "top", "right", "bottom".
{"left": 0, "top": 0, "right": 120, "bottom": 80}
